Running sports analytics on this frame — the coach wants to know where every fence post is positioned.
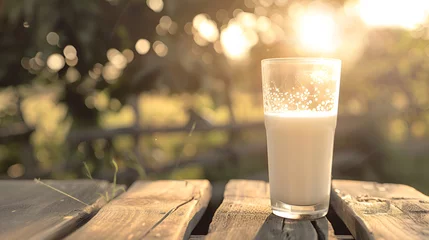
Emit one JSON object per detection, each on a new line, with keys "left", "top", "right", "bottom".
{"left": 129, "top": 94, "right": 145, "bottom": 167}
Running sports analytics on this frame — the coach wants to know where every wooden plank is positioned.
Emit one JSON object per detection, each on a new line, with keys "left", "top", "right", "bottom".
{"left": 0, "top": 180, "right": 119, "bottom": 240}
{"left": 66, "top": 180, "right": 211, "bottom": 240}
{"left": 206, "top": 180, "right": 336, "bottom": 240}
{"left": 331, "top": 180, "right": 429, "bottom": 240}
{"left": 312, "top": 218, "right": 338, "bottom": 240}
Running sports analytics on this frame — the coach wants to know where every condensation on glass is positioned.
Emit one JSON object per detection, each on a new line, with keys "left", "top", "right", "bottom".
{"left": 262, "top": 58, "right": 341, "bottom": 113}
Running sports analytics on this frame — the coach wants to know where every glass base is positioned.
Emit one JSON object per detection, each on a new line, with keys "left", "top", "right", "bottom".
{"left": 271, "top": 199, "right": 328, "bottom": 220}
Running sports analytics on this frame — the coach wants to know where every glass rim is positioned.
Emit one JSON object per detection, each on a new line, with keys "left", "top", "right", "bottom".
{"left": 261, "top": 57, "right": 341, "bottom": 65}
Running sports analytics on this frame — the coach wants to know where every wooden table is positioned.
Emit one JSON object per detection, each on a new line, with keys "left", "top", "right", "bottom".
{"left": 1, "top": 179, "right": 428, "bottom": 240}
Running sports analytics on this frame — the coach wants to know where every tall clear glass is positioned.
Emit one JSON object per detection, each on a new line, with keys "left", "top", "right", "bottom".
{"left": 261, "top": 58, "right": 341, "bottom": 220}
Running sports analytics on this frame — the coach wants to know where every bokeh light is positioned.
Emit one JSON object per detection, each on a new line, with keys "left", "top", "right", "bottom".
{"left": 122, "top": 49, "right": 134, "bottom": 63}
{"left": 153, "top": 40, "right": 168, "bottom": 57}
{"left": 102, "top": 63, "right": 122, "bottom": 82}
{"left": 275, "top": 0, "right": 288, "bottom": 7}
{"left": 259, "top": 0, "right": 274, "bottom": 8}
{"left": 63, "top": 45, "right": 77, "bottom": 60}
{"left": 256, "top": 16, "right": 271, "bottom": 32}
{"left": 168, "top": 22, "right": 178, "bottom": 35}
{"left": 411, "top": 121, "right": 426, "bottom": 138}
{"left": 216, "top": 9, "right": 228, "bottom": 22}
{"left": 46, "top": 32, "right": 59, "bottom": 45}
{"left": 66, "top": 67, "right": 81, "bottom": 83}
{"left": 35, "top": 52, "right": 44, "bottom": 66}
{"left": 7, "top": 164, "right": 25, "bottom": 178}
{"left": 146, "top": 0, "right": 163, "bottom": 13}
{"left": 135, "top": 39, "right": 150, "bottom": 55}
{"left": 156, "top": 24, "right": 167, "bottom": 36}
{"left": 160, "top": 16, "right": 172, "bottom": 30}
{"left": 237, "top": 12, "right": 257, "bottom": 29}
{"left": 66, "top": 57, "right": 78, "bottom": 67}
{"left": 358, "top": 0, "right": 429, "bottom": 29}
{"left": 221, "top": 22, "right": 255, "bottom": 59}
{"left": 213, "top": 41, "right": 223, "bottom": 54}
{"left": 184, "top": 22, "right": 193, "bottom": 35}
{"left": 254, "top": 6, "right": 267, "bottom": 16}
{"left": 29, "top": 58, "right": 39, "bottom": 71}
{"left": 47, "top": 53, "right": 65, "bottom": 71}
{"left": 21, "top": 57, "right": 30, "bottom": 70}
{"left": 2, "top": 0, "right": 429, "bottom": 193}
{"left": 93, "top": 63, "right": 103, "bottom": 75}
{"left": 233, "top": 9, "right": 243, "bottom": 17}
{"left": 192, "top": 14, "right": 219, "bottom": 43}
{"left": 107, "top": 49, "right": 127, "bottom": 69}
{"left": 198, "top": 19, "right": 219, "bottom": 42}
{"left": 110, "top": 98, "right": 122, "bottom": 111}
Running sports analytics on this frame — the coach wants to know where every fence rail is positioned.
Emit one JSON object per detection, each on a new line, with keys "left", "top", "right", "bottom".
{"left": 1, "top": 114, "right": 395, "bottom": 181}
{"left": 67, "top": 122, "right": 265, "bottom": 143}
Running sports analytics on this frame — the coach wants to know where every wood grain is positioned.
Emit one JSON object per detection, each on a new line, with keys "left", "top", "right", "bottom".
{"left": 0, "top": 180, "right": 118, "bottom": 240}
{"left": 66, "top": 180, "right": 211, "bottom": 240}
{"left": 331, "top": 180, "right": 429, "bottom": 240}
{"left": 206, "top": 180, "right": 336, "bottom": 240}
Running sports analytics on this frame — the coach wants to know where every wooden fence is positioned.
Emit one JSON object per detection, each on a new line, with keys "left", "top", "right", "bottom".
{"left": 0, "top": 112, "right": 375, "bottom": 181}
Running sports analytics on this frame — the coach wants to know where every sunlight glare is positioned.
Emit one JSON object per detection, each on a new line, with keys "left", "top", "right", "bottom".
{"left": 358, "top": 0, "right": 429, "bottom": 29}
{"left": 297, "top": 13, "right": 336, "bottom": 52}
{"left": 221, "top": 23, "right": 251, "bottom": 59}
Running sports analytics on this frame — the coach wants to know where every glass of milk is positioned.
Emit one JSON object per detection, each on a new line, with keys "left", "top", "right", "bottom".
{"left": 261, "top": 58, "right": 341, "bottom": 220}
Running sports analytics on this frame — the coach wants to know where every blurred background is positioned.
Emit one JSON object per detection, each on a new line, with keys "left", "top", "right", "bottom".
{"left": 0, "top": 0, "right": 428, "bottom": 195}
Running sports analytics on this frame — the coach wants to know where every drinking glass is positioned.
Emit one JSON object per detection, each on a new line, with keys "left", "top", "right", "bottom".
{"left": 261, "top": 58, "right": 341, "bottom": 220}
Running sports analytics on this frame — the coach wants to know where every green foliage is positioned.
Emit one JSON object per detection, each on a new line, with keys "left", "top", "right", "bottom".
{"left": 1, "top": 0, "right": 429, "bottom": 195}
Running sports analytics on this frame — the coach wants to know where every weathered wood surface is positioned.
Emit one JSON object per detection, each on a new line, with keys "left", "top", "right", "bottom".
{"left": 67, "top": 180, "right": 211, "bottom": 240}
{"left": 331, "top": 180, "right": 429, "bottom": 240}
{"left": 206, "top": 180, "right": 336, "bottom": 240}
{"left": 0, "top": 180, "right": 118, "bottom": 240}
{"left": 313, "top": 218, "right": 339, "bottom": 240}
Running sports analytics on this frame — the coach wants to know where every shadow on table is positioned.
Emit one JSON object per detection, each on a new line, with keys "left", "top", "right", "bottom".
{"left": 254, "top": 213, "right": 328, "bottom": 239}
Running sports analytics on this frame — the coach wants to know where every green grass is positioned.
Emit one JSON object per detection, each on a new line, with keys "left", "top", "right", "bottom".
{"left": 34, "top": 158, "right": 126, "bottom": 204}
{"left": 34, "top": 178, "right": 90, "bottom": 206}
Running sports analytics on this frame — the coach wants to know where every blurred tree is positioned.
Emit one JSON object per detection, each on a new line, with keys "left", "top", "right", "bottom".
{"left": 0, "top": 0, "right": 428, "bottom": 193}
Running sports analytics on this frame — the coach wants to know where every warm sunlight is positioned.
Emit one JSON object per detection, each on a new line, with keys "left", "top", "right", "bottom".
{"left": 198, "top": 19, "right": 219, "bottom": 42}
{"left": 358, "top": 0, "right": 429, "bottom": 29}
{"left": 297, "top": 12, "right": 337, "bottom": 53}
{"left": 193, "top": 14, "right": 219, "bottom": 44}
{"left": 220, "top": 23, "right": 251, "bottom": 59}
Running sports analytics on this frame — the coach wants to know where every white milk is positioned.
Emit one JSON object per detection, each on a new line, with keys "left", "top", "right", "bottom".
{"left": 264, "top": 112, "right": 337, "bottom": 206}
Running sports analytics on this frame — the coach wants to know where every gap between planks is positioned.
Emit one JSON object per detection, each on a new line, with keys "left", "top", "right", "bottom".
{"left": 205, "top": 180, "right": 338, "bottom": 240}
